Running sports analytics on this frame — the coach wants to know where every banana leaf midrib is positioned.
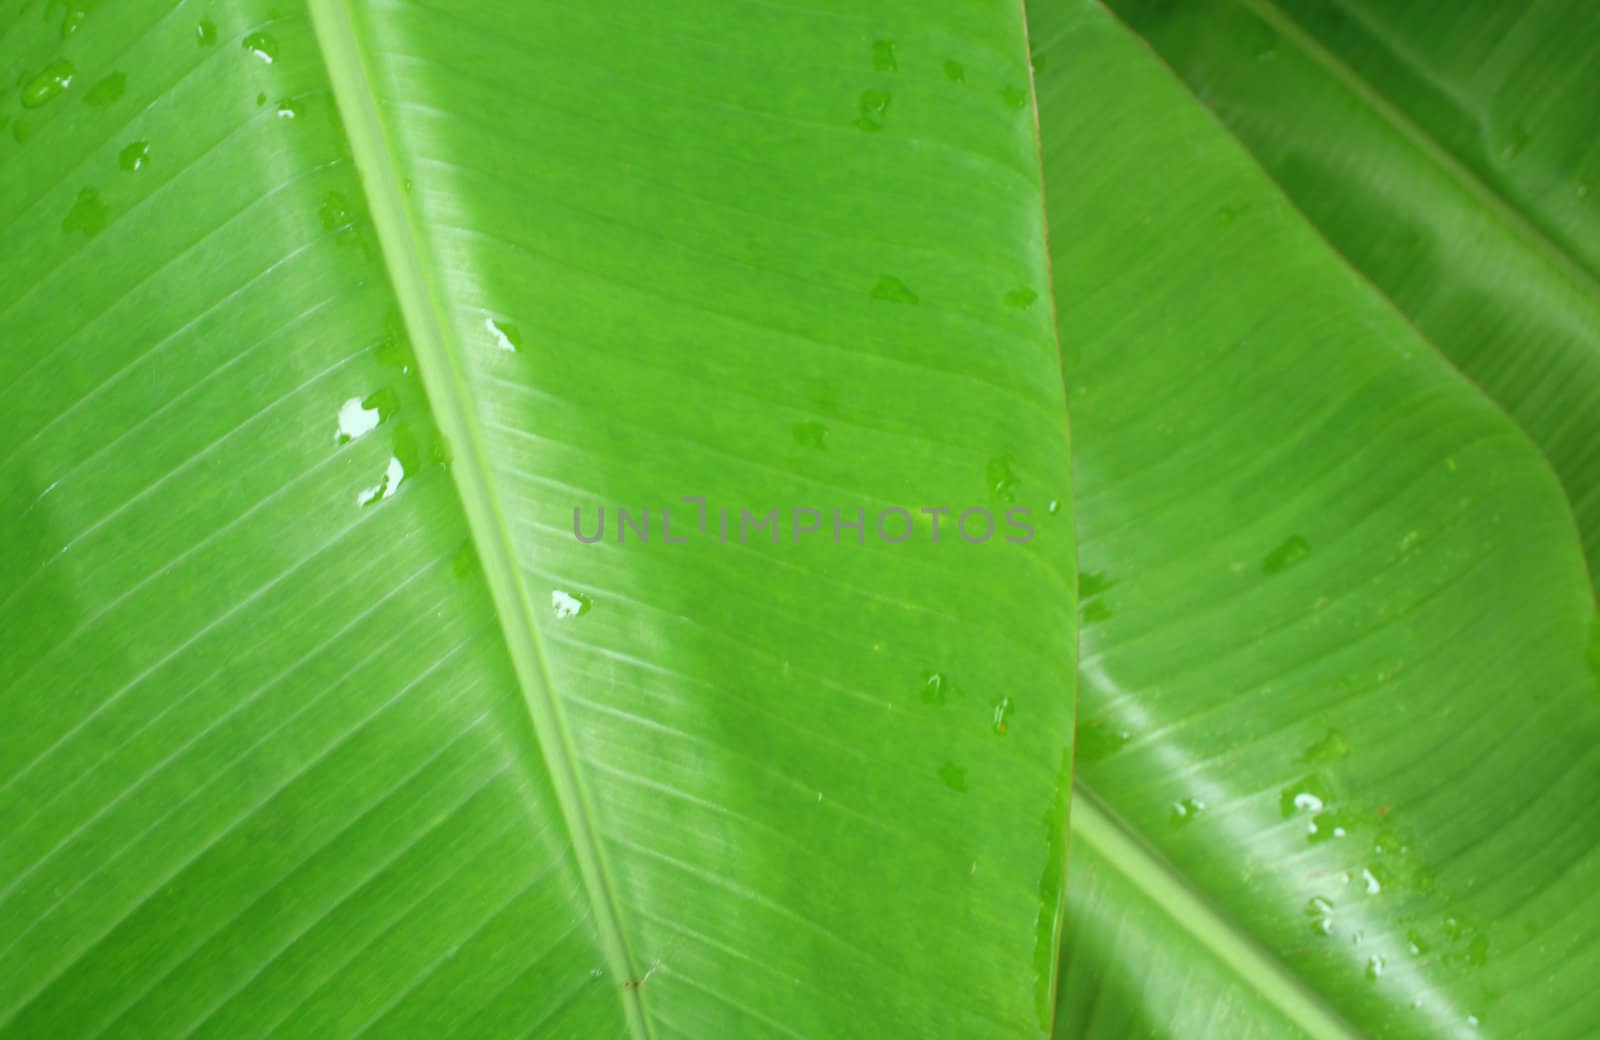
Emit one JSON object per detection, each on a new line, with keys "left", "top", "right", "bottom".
{"left": 306, "top": 3, "right": 654, "bottom": 1035}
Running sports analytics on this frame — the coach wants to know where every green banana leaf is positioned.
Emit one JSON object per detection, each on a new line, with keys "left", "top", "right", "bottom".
{"left": 9, "top": 0, "right": 1600, "bottom": 1035}
{"left": 1105, "top": 0, "right": 1600, "bottom": 592}
{"left": 0, "top": 1, "right": 1078, "bottom": 1035}
{"left": 1033, "top": 1, "right": 1600, "bottom": 1036}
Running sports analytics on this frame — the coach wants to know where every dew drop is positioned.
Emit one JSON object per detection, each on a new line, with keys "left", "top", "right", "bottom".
{"left": 61, "top": 187, "right": 107, "bottom": 237}
{"left": 856, "top": 89, "right": 890, "bottom": 132}
{"left": 485, "top": 317, "right": 522, "bottom": 353}
{"left": 1001, "top": 85, "right": 1028, "bottom": 110}
{"left": 921, "top": 671, "right": 955, "bottom": 707}
{"left": 335, "top": 395, "right": 383, "bottom": 444}
{"left": 197, "top": 18, "right": 217, "bottom": 46}
{"left": 552, "top": 589, "right": 592, "bottom": 619}
{"left": 357, "top": 455, "right": 407, "bottom": 506}
{"left": 871, "top": 40, "right": 896, "bottom": 72}
{"left": 276, "top": 98, "right": 303, "bottom": 119}
{"left": 82, "top": 72, "right": 125, "bottom": 108}
{"left": 243, "top": 32, "right": 279, "bottom": 64}
{"left": 1262, "top": 534, "right": 1311, "bottom": 574}
{"left": 60, "top": 5, "right": 87, "bottom": 39}
{"left": 1279, "top": 775, "right": 1331, "bottom": 819}
{"left": 992, "top": 696, "right": 1013, "bottom": 735}
{"left": 1304, "top": 896, "right": 1335, "bottom": 936}
{"left": 1082, "top": 600, "right": 1112, "bottom": 624}
{"left": 1077, "top": 718, "right": 1131, "bottom": 764}
{"left": 118, "top": 140, "right": 150, "bottom": 172}
{"left": 1299, "top": 729, "right": 1350, "bottom": 763}
{"left": 1306, "top": 809, "right": 1351, "bottom": 844}
{"left": 1366, "top": 955, "right": 1385, "bottom": 981}
{"left": 870, "top": 274, "right": 917, "bottom": 304}
{"left": 1004, "top": 286, "right": 1037, "bottom": 309}
{"left": 792, "top": 420, "right": 827, "bottom": 450}
{"left": 938, "top": 762, "right": 968, "bottom": 792}
{"left": 986, "top": 454, "right": 1019, "bottom": 503}
{"left": 21, "top": 60, "right": 75, "bottom": 108}
{"left": 1169, "top": 797, "right": 1206, "bottom": 827}
{"left": 1079, "top": 571, "right": 1117, "bottom": 597}
{"left": 943, "top": 59, "right": 965, "bottom": 83}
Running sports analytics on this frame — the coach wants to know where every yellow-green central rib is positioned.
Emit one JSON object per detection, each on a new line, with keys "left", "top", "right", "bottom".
{"left": 1069, "top": 786, "right": 1358, "bottom": 1039}
{"left": 306, "top": 3, "right": 652, "bottom": 1036}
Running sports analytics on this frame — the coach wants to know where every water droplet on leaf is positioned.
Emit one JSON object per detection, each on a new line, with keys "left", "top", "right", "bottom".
{"left": 336, "top": 389, "right": 397, "bottom": 444}
{"left": 61, "top": 187, "right": 107, "bottom": 237}
{"left": 986, "top": 454, "right": 1019, "bottom": 502}
{"left": 357, "top": 455, "right": 407, "bottom": 506}
{"left": 21, "top": 60, "right": 74, "bottom": 108}
{"left": 1170, "top": 797, "right": 1206, "bottom": 827}
{"left": 243, "top": 32, "right": 278, "bottom": 64}
{"left": 870, "top": 274, "right": 917, "bottom": 304}
{"left": 1082, "top": 600, "right": 1112, "bottom": 624}
{"left": 1304, "top": 896, "right": 1335, "bottom": 936}
{"left": 793, "top": 421, "right": 827, "bottom": 450}
{"left": 992, "top": 696, "right": 1013, "bottom": 734}
{"left": 1263, "top": 534, "right": 1311, "bottom": 574}
{"left": 552, "top": 589, "right": 592, "bottom": 619}
{"left": 1300, "top": 729, "right": 1349, "bottom": 763}
{"left": 856, "top": 89, "right": 890, "bottom": 132}
{"left": 59, "top": 6, "right": 87, "bottom": 38}
{"left": 1077, "top": 718, "right": 1131, "bottom": 764}
{"left": 118, "top": 140, "right": 149, "bottom": 172}
{"left": 83, "top": 72, "right": 126, "bottom": 109}
{"left": 485, "top": 317, "right": 522, "bottom": 353}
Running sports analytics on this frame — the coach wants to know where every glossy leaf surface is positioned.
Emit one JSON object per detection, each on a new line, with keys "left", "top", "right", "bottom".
{"left": 0, "top": 1, "right": 1076, "bottom": 1035}
{"left": 1107, "top": 0, "right": 1600, "bottom": 590}
{"left": 1032, "top": 1, "right": 1600, "bottom": 1036}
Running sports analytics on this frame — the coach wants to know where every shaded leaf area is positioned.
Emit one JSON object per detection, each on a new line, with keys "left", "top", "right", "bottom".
{"left": 1057, "top": 794, "right": 1322, "bottom": 1039}
{"left": 1032, "top": 1, "right": 1600, "bottom": 1036}
{"left": 1107, "top": 0, "right": 1600, "bottom": 592}
{"left": 0, "top": 0, "right": 1075, "bottom": 1037}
